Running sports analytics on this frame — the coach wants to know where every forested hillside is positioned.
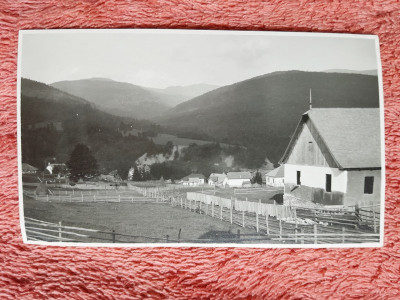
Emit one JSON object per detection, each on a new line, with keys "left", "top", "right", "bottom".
{"left": 21, "top": 79, "right": 164, "bottom": 177}
{"left": 158, "top": 71, "right": 380, "bottom": 165}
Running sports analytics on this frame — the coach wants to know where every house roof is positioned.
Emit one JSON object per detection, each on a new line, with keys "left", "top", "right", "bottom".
{"left": 209, "top": 173, "right": 227, "bottom": 183}
{"left": 181, "top": 173, "right": 205, "bottom": 181}
{"left": 266, "top": 166, "right": 284, "bottom": 178}
{"left": 226, "top": 172, "right": 252, "bottom": 180}
{"left": 280, "top": 108, "right": 381, "bottom": 169}
{"left": 22, "top": 163, "right": 38, "bottom": 172}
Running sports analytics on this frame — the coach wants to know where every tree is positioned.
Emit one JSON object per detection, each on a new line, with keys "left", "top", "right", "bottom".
{"left": 66, "top": 143, "right": 98, "bottom": 181}
{"left": 165, "top": 141, "right": 174, "bottom": 155}
{"left": 132, "top": 165, "right": 142, "bottom": 181}
{"left": 252, "top": 170, "right": 263, "bottom": 185}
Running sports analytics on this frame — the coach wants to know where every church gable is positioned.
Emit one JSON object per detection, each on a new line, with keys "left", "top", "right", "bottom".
{"left": 285, "top": 119, "right": 338, "bottom": 168}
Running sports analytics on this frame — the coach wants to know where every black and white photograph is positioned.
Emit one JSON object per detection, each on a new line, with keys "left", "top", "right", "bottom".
{"left": 17, "top": 29, "right": 384, "bottom": 247}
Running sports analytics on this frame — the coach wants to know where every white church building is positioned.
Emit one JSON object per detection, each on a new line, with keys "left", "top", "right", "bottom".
{"left": 279, "top": 108, "right": 382, "bottom": 208}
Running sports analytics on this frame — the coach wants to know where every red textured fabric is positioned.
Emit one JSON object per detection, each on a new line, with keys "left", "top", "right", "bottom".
{"left": 1, "top": 1, "right": 400, "bottom": 299}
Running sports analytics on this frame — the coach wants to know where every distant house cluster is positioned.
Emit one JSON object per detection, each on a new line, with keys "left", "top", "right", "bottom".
{"left": 179, "top": 171, "right": 253, "bottom": 188}
{"left": 27, "top": 121, "right": 63, "bottom": 132}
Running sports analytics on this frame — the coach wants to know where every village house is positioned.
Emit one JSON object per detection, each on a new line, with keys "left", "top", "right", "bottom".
{"left": 279, "top": 108, "right": 381, "bottom": 208}
{"left": 179, "top": 173, "right": 205, "bottom": 186}
{"left": 22, "top": 163, "right": 39, "bottom": 175}
{"left": 99, "top": 170, "right": 121, "bottom": 182}
{"left": 223, "top": 172, "right": 252, "bottom": 188}
{"left": 265, "top": 166, "right": 285, "bottom": 187}
{"left": 208, "top": 173, "right": 227, "bottom": 186}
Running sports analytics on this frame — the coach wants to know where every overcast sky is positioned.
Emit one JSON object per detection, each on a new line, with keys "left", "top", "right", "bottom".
{"left": 20, "top": 30, "right": 379, "bottom": 89}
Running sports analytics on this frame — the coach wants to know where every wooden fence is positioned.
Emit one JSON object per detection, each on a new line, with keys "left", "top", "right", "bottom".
{"left": 132, "top": 189, "right": 380, "bottom": 244}
{"left": 25, "top": 217, "right": 173, "bottom": 243}
{"left": 26, "top": 189, "right": 160, "bottom": 203}
{"left": 25, "top": 216, "right": 379, "bottom": 245}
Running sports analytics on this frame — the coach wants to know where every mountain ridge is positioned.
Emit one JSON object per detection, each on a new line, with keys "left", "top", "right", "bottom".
{"left": 51, "top": 78, "right": 170, "bottom": 119}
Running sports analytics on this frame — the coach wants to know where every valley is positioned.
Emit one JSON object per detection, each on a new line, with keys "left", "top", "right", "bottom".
{"left": 21, "top": 69, "right": 379, "bottom": 181}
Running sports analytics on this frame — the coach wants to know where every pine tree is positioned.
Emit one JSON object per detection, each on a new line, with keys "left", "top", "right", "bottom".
{"left": 66, "top": 143, "right": 98, "bottom": 181}
{"left": 252, "top": 170, "right": 263, "bottom": 185}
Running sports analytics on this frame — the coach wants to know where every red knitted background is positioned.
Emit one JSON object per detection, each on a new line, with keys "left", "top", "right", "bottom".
{"left": 1, "top": 1, "right": 399, "bottom": 299}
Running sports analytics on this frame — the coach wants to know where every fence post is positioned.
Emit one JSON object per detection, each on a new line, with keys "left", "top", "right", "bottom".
{"left": 178, "top": 229, "right": 181, "bottom": 242}
{"left": 220, "top": 204, "right": 223, "bottom": 220}
{"left": 342, "top": 227, "right": 346, "bottom": 243}
{"left": 58, "top": 221, "right": 62, "bottom": 242}
{"left": 112, "top": 230, "right": 116, "bottom": 243}
{"left": 47, "top": 194, "right": 49, "bottom": 202}
{"left": 301, "top": 228, "right": 304, "bottom": 244}
{"left": 206, "top": 203, "right": 208, "bottom": 216}
{"left": 166, "top": 235, "right": 169, "bottom": 243}
{"left": 189, "top": 199, "right": 192, "bottom": 211}
{"left": 279, "top": 218, "right": 282, "bottom": 240}
{"left": 212, "top": 200, "right": 214, "bottom": 217}
{"left": 131, "top": 197, "right": 134, "bottom": 203}
{"left": 314, "top": 223, "right": 318, "bottom": 244}
{"left": 181, "top": 197, "right": 183, "bottom": 208}
{"left": 81, "top": 193, "right": 83, "bottom": 202}
{"left": 256, "top": 212, "right": 259, "bottom": 232}
{"left": 35, "top": 193, "right": 37, "bottom": 201}
{"left": 373, "top": 207, "right": 377, "bottom": 233}
{"left": 266, "top": 215, "right": 269, "bottom": 234}
{"left": 119, "top": 194, "right": 121, "bottom": 203}
{"left": 230, "top": 198, "right": 233, "bottom": 224}
{"left": 94, "top": 194, "right": 96, "bottom": 202}
{"left": 59, "top": 194, "right": 61, "bottom": 201}
{"left": 242, "top": 210, "right": 245, "bottom": 227}
{"left": 199, "top": 200, "right": 201, "bottom": 214}
{"left": 69, "top": 194, "right": 72, "bottom": 202}
{"left": 237, "top": 229, "right": 241, "bottom": 240}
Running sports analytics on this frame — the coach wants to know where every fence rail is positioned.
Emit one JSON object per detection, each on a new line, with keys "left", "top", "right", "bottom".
{"left": 25, "top": 216, "right": 379, "bottom": 245}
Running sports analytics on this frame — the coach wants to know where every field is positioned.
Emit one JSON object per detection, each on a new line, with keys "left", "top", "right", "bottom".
{"left": 203, "top": 186, "right": 284, "bottom": 204}
{"left": 23, "top": 195, "right": 257, "bottom": 243}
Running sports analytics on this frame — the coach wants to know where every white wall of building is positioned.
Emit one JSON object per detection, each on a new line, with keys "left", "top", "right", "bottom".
{"left": 225, "top": 178, "right": 251, "bottom": 187}
{"left": 284, "top": 164, "right": 348, "bottom": 193}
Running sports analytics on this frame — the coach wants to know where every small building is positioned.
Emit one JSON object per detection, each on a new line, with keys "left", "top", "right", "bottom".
{"left": 208, "top": 173, "right": 227, "bottom": 186}
{"left": 266, "top": 166, "right": 284, "bottom": 187}
{"left": 45, "top": 163, "right": 67, "bottom": 176}
{"left": 180, "top": 173, "right": 205, "bottom": 186}
{"left": 22, "top": 163, "right": 39, "bottom": 174}
{"left": 279, "top": 108, "right": 381, "bottom": 208}
{"left": 223, "top": 172, "right": 252, "bottom": 188}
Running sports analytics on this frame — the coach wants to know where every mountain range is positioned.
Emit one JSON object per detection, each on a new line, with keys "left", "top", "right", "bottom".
{"left": 145, "top": 83, "right": 219, "bottom": 107}
{"left": 50, "top": 78, "right": 170, "bottom": 119}
{"left": 322, "top": 69, "right": 378, "bottom": 76}
{"left": 50, "top": 79, "right": 219, "bottom": 119}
